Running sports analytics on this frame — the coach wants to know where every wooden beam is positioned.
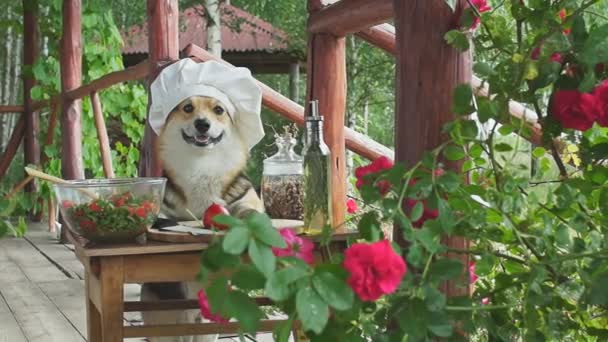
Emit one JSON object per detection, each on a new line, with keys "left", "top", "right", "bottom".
{"left": 90, "top": 92, "right": 115, "bottom": 178}
{"left": 0, "top": 105, "right": 24, "bottom": 113}
{"left": 355, "top": 23, "right": 395, "bottom": 54}
{"left": 0, "top": 116, "right": 25, "bottom": 179}
{"left": 308, "top": 0, "right": 393, "bottom": 36}
{"left": 305, "top": 4, "right": 348, "bottom": 230}
{"left": 184, "top": 44, "right": 394, "bottom": 161}
{"left": 23, "top": 0, "right": 40, "bottom": 198}
{"left": 60, "top": 0, "right": 84, "bottom": 180}
{"left": 393, "top": 0, "right": 471, "bottom": 297}
{"left": 139, "top": 0, "right": 179, "bottom": 177}
{"left": 65, "top": 61, "right": 149, "bottom": 100}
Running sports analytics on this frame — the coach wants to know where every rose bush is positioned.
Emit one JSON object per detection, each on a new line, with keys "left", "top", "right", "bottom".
{"left": 194, "top": 1, "right": 608, "bottom": 341}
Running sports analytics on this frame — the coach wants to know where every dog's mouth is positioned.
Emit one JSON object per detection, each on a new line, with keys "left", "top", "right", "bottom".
{"left": 181, "top": 130, "right": 224, "bottom": 147}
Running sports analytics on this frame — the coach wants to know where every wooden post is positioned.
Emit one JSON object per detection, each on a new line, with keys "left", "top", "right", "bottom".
{"left": 306, "top": 0, "right": 347, "bottom": 230}
{"left": 393, "top": 0, "right": 472, "bottom": 297}
{"left": 23, "top": 0, "right": 41, "bottom": 220}
{"left": 289, "top": 63, "right": 300, "bottom": 103}
{"left": 90, "top": 92, "right": 115, "bottom": 178}
{"left": 139, "top": 0, "right": 179, "bottom": 177}
{"left": 60, "top": 0, "right": 84, "bottom": 180}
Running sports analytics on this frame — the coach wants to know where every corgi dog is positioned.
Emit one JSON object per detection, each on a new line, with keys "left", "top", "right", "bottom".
{"left": 141, "top": 95, "right": 264, "bottom": 342}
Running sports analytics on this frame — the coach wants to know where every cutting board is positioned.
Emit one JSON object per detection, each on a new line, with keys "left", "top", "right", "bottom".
{"left": 147, "top": 219, "right": 304, "bottom": 243}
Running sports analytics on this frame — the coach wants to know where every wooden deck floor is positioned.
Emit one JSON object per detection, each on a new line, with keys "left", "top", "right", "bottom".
{"left": 0, "top": 223, "right": 283, "bottom": 342}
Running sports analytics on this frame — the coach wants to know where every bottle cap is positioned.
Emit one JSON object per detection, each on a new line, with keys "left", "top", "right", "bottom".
{"left": 306, "top": 100, "right": 323, "bottom": 121}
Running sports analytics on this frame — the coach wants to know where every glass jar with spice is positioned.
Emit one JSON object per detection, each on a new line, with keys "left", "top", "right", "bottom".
{"left": 261, "top": 126, "right": 304, "bottom": 220}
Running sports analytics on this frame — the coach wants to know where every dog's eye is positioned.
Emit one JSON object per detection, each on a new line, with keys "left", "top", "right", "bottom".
{"left": 183, "top": 104, "right": 194, "bottom": 113}
{"left": 213, "top": 106, "right": 224, "bottom": 115}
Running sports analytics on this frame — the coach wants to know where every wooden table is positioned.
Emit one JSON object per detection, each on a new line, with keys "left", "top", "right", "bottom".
{"left": 68, "top": 221, "right": 302, "bottom": 342}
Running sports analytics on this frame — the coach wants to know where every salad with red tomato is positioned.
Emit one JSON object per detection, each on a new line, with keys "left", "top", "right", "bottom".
{"left": 61, "top": 191, "right": 159, "bottom": 234}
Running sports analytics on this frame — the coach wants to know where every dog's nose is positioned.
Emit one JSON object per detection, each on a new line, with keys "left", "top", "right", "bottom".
{"left": 194, "top": 118, "right": 210, "bottom": 133}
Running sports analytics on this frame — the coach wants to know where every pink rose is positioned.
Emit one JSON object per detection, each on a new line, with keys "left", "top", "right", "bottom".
{"left": 343, "top": 239, "right": 407, "bottom": 302}
{"left": 469, "top": 261, "right": 478, "bottom": 284}
{"left": 550, "top": 53, "right": 563, "bottom": 64}
{"left": 550, "top": 90, "right": 601, "bottom": 131}
{"left": 470, "top": 0, "right": 492, "bottom": 29}
{"left": 592, "top": 81, "right": 608, "bottom": 127}
{"left": 481, "top": 297, "right": 490, "bottom": 305}
{"left": 272, "top": 228, "right": 315, "bottom": 265}
{"left": 346, "top": 199, "right": 358, "bottom": 214}
{"left": 197, "top": 290, "right": 229, "bottom": 323}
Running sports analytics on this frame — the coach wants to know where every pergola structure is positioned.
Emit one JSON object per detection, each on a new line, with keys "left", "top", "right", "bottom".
{"left": 0, "top": 0, "right": 545, "bottom": 337}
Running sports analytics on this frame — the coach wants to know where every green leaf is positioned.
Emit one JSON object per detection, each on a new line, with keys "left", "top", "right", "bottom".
{"left": 201, "top": 242, "right": 241, "bottom": 271}
{"left": 413, "top": 227, "right": 442, "bottom": 253}
{"left": 0, "top": 220, "right": 8, "bottom": 238}
{"left": 444, "top": 30, "right": 470, "bottom": 51}
{"left": 532, "top": 147, "right": 546, "bottom": 158}
{"left": 296, "top": 286, "right": 329, "bottom": 334}
{"left": 579, "top": 69, "right": 596, "bottom": 93}
{"left": 477, "top": 98, "right": 499, "bottom": 123}
{"left": 222, "top": 226, "right": 251, "bottom": 255}
{"left": 231, "top": 265, "right": 266, "bottom": 290}
{"left": 312, "top": 272, "right": 354, "bottom": 311}
{"left": 428, "top": 312, "right": 453, "bottom": 337}
{"left": 580, "top": 24, "right": 608, "bottom": 66}
{"left": 226, "top": 290, "right": 263, "bottom": 334}
{"left": 410, "top": 201, "right": 424, "bottom": 222}
{"left": 357, "top": 211, "right": 382, "bottom": 242}
{"left": 452, "top": 84, "right": 474, "bottom": 115}
{"left": 473, "top": 62, "right": 496, "bottom": 77}
{"left": 424, "top": 286, "right": 446, "bottom": 312}
{"left": 444, "top": 145, "right": 466, "bottom": 161}
{"left": 248, "top": 238, "right": 276, "bottom": 277}
{"left": 273, "top": 317, "right": 294, "bottom": 342}
{"left": 206, "top": 275, "right": 231, "bottom": 318}
{"left": 494, "top": 143, "right": 513, "bottom": 152}
{"left": 428, "top": 258, "right": 463, "bottom": 282}
{"left": 265, "top": 267, "right": 309, "bottom": 301}
{"left": 600, "top": 188, "right": 608, "bottom": 214}
{"left": 246, "top": 212, "right": 286, "bottom": 248}
{"left": 213, "top": 215, "right": 244, "bottom": 228}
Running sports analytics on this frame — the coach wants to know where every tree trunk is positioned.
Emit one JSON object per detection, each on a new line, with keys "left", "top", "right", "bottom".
{"left": 205, "top": 0, "right": 222, "bottom": 58}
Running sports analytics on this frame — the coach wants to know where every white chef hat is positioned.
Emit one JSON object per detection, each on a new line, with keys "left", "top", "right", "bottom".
{"left": 149, "top": 59, "right": 265, "bottom": 150}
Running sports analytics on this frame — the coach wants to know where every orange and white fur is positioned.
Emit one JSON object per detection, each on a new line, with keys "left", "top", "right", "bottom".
{"left": 140, "top": 96, "right": 264, "bottom": 342}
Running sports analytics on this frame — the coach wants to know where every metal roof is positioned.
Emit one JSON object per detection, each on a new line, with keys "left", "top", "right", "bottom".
{"left": 122, "top": 3, "right": 289, "bottom": 55}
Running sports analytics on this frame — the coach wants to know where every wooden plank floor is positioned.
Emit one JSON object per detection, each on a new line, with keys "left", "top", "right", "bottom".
{"left": 0, "top": 223, "right": 288, "bottom": 342}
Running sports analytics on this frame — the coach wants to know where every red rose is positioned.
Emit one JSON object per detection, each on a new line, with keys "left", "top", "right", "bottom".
{"left": 197, "top": 290, "right": 229, "bottom": 323}
{"left": 346, "top": 199, "right": 358, "bottom": 214}
{"left": 354, "top": 156, "right": 394, "bottom": 196}
{"left": 343, "top": 239, "right": 407, "bottom": 302}
{"left": 470, "top": 0, "right": 491, "bottom": 30}
{"left": 550, "top": 90, "right": 601, "bottom": 131}
{"left": 531, "top": 46, "right": 541, "bottom": 60}
{"left": 593, "top": 81, "right": 608, "bottom": 127}
{"left": 272, "top": 228, "right": 315, "bottom": 265}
